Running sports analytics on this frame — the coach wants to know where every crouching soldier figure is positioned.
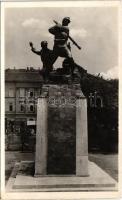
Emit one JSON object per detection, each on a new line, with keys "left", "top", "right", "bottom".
{"left": 29, "top": 41, "right": 54, "bottom": 82}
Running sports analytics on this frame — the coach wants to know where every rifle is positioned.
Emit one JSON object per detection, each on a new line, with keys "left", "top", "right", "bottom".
{"left": 53, "top": 20, "right": 81, "bottom": 50}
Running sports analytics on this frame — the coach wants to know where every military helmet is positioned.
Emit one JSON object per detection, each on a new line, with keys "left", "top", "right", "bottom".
{"left": 62, "top": 17, "right": 71, "bottom": 24}
{"left": 41, "top": 41, "right": 48, "bottom": 47}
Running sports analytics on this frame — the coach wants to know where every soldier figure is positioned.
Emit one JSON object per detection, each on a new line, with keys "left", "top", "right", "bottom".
{"left": 29, "top": 41, "right": 54, "bottom": 81}
{"left": 29, "top": 18, "right": 82, "bottom": 81}
{"left": 48, "top": 17, "right": 75, "bottom": 76}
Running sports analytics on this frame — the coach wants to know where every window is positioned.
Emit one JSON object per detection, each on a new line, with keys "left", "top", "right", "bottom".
{"left": 9, "top": 103, "right": 13, "bottom": 111}
{"left": 20, "top": 104, "right": 24, "bottom": 112}
{"left": 9, "top": 89, "right": 14, "bottom": 97}
{"left": 30, "top": 91, "right": 34, "bottom": 97}
{"left": 28, "top": 89, "right": 34, "bottom": 97}
{"left": 9, "top": 120, "right": 14, "bottom": 132}
{"left": 30, "top": 105, "right": 34, "bottom": 112}
{"left": 19, "top": 88, "right": 25, "bottom": 97}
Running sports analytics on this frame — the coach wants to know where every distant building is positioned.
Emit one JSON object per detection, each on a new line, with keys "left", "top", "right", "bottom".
{"left": 5, "top": 68, "right": 43, "bottom": 149}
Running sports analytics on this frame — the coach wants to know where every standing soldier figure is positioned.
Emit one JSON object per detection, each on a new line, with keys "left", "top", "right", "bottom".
{"left": 48, "top": 17, "right": 75, "bottom": 76}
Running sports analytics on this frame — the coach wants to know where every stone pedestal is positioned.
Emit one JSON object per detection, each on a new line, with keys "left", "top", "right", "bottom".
{"left": 35, "top": 97, "right": 48, "bottom": 176}
{"left": 76, "top": 98, "right": 89, "bottom": 176}
{"left": 6, "top": 83, "right": 117, "bottom": 192}
{"left": 35, "top": 84, "right": 89, "bottom": 176}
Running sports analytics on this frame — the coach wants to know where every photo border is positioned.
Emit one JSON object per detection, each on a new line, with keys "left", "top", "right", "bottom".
{"left": 1, "top": 1, "right": 122, "bottom": 199}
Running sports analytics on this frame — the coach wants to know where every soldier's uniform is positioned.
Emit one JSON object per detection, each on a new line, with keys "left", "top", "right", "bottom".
{"left": 48, "top": 17, "right": 72, "bottom": 60}
{"left": 31, "top": 41, "right": 54, "bottom": 81}
{"left": 31, "top": 41, "right": 54, "bottom": 70}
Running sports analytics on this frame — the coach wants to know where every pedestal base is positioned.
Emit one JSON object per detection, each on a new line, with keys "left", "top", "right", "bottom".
{"left": 35, "top": 84, "right": 89, "bottom": 176}
{"left": 6, "top": 161, "right": 117, "bottom": 192}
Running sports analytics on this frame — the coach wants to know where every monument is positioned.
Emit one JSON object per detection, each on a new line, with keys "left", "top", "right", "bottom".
{"left": 6, "top": 17, "right": 117, "bottom": 192}
{"left": 32, "top": 17, "right": 88, "bottom": 176}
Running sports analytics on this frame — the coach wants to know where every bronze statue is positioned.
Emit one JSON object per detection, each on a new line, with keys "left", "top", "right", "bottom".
{"left": 53, "top": 20, "right": 81, "bottom": 50}
{"left": 29, "top": 41, "right": 55, "bottom": 81}
{"left": 49, "top": 17, "right": 75, "bottom": 76}
{"left": 49, "top": 17, "right": 72, "bottom": 59}
{"left": 29, "top": 17, "right": 84, "bottom": 82}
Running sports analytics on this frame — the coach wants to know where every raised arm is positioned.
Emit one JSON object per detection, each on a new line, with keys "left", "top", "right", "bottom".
{"left": 29, "top": 42, "right": 41, "bottom": 55}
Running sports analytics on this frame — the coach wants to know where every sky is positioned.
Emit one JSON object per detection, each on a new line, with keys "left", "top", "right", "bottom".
{"left": 5, "top": 6, "right": 118, "bottom": 79}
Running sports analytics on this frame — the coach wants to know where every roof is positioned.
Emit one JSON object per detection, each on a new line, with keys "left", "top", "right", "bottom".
{"left": 5, "top": 70, "right": 43, "bottom": 83}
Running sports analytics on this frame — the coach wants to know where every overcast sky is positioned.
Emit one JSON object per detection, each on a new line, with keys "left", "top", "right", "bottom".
{"left": 5, "top": 6, "right": 118, "bottom": 78}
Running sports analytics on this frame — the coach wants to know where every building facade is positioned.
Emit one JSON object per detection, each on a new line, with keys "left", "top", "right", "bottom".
{"left": 5, "top": 68, "right": 43, "bottom": 150}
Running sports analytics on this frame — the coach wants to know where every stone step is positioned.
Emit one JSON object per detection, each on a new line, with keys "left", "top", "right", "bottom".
{"left": 6, "top": 161, "right": 117, "bottom": 192}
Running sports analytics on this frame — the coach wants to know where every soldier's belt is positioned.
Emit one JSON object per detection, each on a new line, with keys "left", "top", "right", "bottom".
{"left": 55, "top": 39, "right": 66, "bottom": 41}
